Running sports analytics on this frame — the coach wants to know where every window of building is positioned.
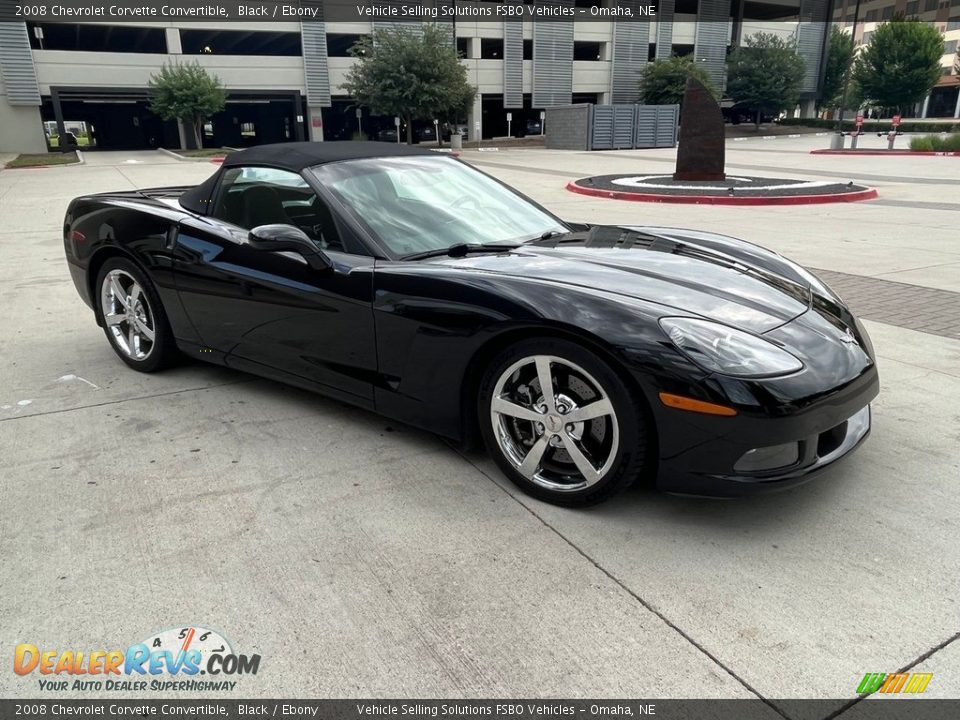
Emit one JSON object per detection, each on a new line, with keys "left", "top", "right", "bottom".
{"left": 675, "top": 0, "right": 699, "bottom": 13}
{"left": 523, "top": 39, "right": 533, "bottom": 60}
{"left": 948, "top": 15, "right": 960, "bottom": 29}
{"left": 925, "top": 0, "right": 939, "bottom": 10}
{"left": 860, "top": 31, "right": 873, "bottom": 45}
{"left": 881, "top": 5, "right": 894, "bottom": 19}
{"left": 905, "top": 0, "right": 919, "bottom": 14}
{"left": 865, "top": 9, "right": 878, "bottom": 20}
{"left": 456, "top": 37, "right": 470, "bottom": 58}
{"left": 480, "top": 38, "right": 504, "bottom": 59}
{"left": 327, "top": 33, "right": 367, "bottom": 57}
{"left": 26, "top": 23, "right": 167, "bottom": 53}
{"left": 944, "top": 39, "right": 958, "bottom": 54}
{"left": 180, "top": 29, "right": 301, "bottom": 56}
{"left": 573, "top": 41, "right": 603, "bottom": 61}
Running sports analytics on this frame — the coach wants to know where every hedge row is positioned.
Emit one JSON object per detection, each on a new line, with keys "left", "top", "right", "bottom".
{"left": 778, "top": 117, "right": 960, "bottom": 133}
{"left": 909, "top": 133, "right": 960, "bottom": 151}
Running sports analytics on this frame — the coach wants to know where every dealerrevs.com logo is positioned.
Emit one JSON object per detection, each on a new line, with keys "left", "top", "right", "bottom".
{"left": 14, "top": 626, "right": 260, "bottom": 692}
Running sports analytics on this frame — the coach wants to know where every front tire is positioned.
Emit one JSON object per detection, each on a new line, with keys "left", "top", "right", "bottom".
{"left": 478, "top": 338, "right": 649, "bottom": 507}
{"left": 95, "top": 257, "right": 177, "bottom": 372}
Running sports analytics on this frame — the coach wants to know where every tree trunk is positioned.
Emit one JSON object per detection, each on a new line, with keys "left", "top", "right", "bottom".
{"left": 405, "top": 115, "right": 413, "bottom": 145}
{"left": 754, "top": 109, "right": 761, "bottom": 131}
{"left": 193, "top": 117, "right": 203, "bottom": 150}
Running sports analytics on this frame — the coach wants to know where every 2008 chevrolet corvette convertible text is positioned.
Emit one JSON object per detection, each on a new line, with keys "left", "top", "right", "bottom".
{"left": 62, "top": 142, "right": 878, "bottom": 506}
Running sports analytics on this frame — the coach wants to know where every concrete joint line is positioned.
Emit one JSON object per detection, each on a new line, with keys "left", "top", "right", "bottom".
{"left": 451, "top": 445, "right": 792, "bottom": 720}
{"left": 0, "top": 380, "right": 253, "bottom": 423}
{"left": 825, "top": 630, "right": 960, "bottom": 720}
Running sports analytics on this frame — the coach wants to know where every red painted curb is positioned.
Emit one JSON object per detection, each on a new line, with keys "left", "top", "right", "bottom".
{"left": 209, "top": 157, "right": 226, "bottom": 164}
{"left": 810, "top": 149, "right": 960, "bottom": 156}
{"left": 566, "top": 182, "right": 879, "bottom": 206}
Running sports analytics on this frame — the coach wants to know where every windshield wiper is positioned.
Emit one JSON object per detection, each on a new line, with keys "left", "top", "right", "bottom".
{"left": 524, "top": 229, "right": 568, "bottom": 243}
{"left": 402, "top": 243, "right": 521, "bottom": 261}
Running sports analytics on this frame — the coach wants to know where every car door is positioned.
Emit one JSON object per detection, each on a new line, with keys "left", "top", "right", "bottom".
{"left": 171, "top": 165, "right": 377, "bottom": 405}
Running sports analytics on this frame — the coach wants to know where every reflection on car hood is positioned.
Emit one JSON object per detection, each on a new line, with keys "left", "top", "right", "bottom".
{"left": 426, "top": 225, "right": 812, "bottom": 333}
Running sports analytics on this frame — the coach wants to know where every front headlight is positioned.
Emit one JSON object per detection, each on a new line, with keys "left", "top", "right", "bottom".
{"left": 659, "top": 317, "right": 803, "bottom": 378}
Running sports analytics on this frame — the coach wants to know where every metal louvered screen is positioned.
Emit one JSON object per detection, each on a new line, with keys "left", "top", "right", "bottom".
{"left": 655, "top": 0, "right": 675, "bottom": 59}
{"left": 635, "top": 105, "right": 679, "bottom": 148}
{"left": 590, "top": 104, "right": 678, "bottom": 150}
{"left": 610, "top": 14, "right": 649, "bottom": 104}
{"left": 301, "top": 19, "right": 331, "bottom": 107}
{"left": 532, "top": 3, "right": 573, "bottom": 108}
{"left": 694, "top": 0, "right": 731, "bottom": 91}
{"left": 503, "top": 21, "right": 523, "bottom": 109}
{"left": 0, "top": 22, "right": 40, "bottom": 105}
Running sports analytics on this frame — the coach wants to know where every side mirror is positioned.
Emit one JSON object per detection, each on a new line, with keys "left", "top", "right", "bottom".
{"left": 248, "top": 224, "right": 331, "bottom": 271}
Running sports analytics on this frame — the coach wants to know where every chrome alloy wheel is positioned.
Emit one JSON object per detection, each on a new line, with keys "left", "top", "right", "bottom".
{"left": 99, "top": 269, "right": 156, "bottom": 361}
{"left": 489, "top": 355, "right": 619, "bottom": 492}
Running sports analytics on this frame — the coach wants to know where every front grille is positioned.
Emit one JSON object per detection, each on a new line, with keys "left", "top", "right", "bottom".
{"left": 817, "top": 420, "right": 848, "bottom": 458}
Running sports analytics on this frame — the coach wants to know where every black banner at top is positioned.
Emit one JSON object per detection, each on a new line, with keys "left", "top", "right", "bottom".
{"left": 0, "top": 0, "right": 834, "bottom": 24}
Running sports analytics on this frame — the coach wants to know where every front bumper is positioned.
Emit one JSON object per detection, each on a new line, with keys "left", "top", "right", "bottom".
{"left": 654, "top": 366, "right": 879, "bottom": 497}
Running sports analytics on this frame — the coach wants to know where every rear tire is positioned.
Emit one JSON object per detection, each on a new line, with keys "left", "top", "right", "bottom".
{"left": 95, "top": 257, "right": 177, "bottom": 373}
{"left": 478, "top": 338, "right": 649, "bottom": 507}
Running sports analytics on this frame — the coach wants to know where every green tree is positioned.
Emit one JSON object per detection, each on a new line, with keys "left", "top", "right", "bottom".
{"left": 638, "top": 55, "right": 719, "bottom": 109}
{"left": 819, "top": 25, "right": 855, "bottom": 112}
{"left": 149, "top": 61, "right": 226, "bottom": 149}
{"left": 726, "top": 33, "right": 806, "bottom": 129}
{"left": 343, "top": 24, "right": 475, "bottom": 145}
{"left": 851, "top": 18, "right": 944, "bottom": 113}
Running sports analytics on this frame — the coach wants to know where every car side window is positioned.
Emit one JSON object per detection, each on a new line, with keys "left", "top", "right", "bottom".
{"left": 210, "top": 166, "right": 360, "bottom": 255}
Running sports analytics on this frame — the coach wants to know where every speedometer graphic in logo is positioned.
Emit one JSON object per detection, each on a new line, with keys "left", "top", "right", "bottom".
{"left": 141, "top": 626, "right": 232, "bottom": 674}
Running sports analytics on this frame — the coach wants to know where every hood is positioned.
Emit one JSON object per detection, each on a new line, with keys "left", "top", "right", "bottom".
{"left": 426, "top": 226, "right": 812, "bottom": 333}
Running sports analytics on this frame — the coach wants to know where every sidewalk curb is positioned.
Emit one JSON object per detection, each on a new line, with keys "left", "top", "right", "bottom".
{"left": 565, "top": 181, "right": 878, "bottom": 206}
{"left": 811, "top": 149, "right": 960, "bottom": 156}
{"left": 157, "top": 147, "right": 229, "bottom": 162}
{"left": 731, "top": 131, "right": 831, "bottom": 142}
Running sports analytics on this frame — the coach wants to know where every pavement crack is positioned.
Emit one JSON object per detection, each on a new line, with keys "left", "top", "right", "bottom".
{"left": 825, "top": 629, "right": 960, "bottom": 720}
{"left": 450, "top": 445, "right": 792, "bottom": 719}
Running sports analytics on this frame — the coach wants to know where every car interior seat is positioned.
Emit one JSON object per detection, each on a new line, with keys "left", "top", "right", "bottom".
{"left": 242, "top": 185, "right": 289, "bottom": 229}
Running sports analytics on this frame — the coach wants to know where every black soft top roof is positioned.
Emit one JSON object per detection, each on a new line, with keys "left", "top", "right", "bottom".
{"left": 180, "top": 141, "right": 437, "bottom": 214}
{"left": 224, "top": 140, "right": 435, "bottom": 171}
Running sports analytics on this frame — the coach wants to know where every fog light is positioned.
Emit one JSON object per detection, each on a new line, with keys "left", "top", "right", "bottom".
{"left": 734, "top": 442, "right": 800, "bottom": 473}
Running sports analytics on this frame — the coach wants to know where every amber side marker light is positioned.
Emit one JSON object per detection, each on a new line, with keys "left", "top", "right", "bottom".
{"left": 658, "top": 392, "right": 738, "bottom": 416}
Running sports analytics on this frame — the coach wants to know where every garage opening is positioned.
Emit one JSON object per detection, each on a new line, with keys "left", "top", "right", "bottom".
{"left": 44, "top": 88, "right": 305, "bottom": 151}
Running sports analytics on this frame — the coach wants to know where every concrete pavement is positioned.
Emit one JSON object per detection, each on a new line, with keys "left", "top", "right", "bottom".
{"left": 0, "top": 139, "right": 957, "bottom": 714}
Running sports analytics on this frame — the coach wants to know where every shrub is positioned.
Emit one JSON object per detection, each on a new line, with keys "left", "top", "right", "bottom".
{"left": 909, "top": 133, "right": 960, "bottom": 151}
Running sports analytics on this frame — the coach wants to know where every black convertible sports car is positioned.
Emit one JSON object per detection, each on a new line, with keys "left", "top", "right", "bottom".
{"left": 63, "top": 142, "right": 878, "bottom": 505}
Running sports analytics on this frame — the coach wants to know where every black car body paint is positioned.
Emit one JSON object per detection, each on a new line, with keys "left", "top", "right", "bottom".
{"left": 63, "top": 143, "right": 878, "bottom": 498}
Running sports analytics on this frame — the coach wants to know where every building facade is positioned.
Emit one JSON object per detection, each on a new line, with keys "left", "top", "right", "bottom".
{"left": 0, "top": 0, "right": 838, "bottom": 154}
{"left": 833, "top": 0, "right": 960, "bottom": 118}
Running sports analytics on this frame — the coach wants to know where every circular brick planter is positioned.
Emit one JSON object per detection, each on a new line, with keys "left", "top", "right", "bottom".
{"left": 567, "top": 174, "right": 878, "bottom": 205}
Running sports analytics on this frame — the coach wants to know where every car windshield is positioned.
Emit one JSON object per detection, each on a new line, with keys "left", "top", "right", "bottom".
{"left": 310, "top": 156, "right": 567, "bottom": 257}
